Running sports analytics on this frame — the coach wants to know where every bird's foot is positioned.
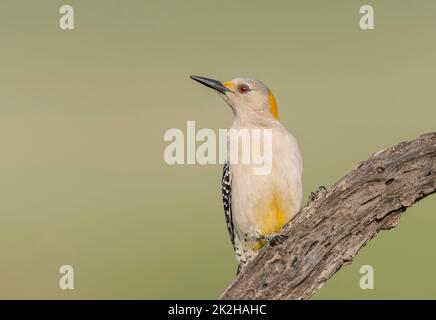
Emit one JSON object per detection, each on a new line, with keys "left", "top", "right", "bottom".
{"left": 307, "top": 185, "right": 327, "bottom": 205}
{"left": 264, "top": 232, "right": 288, "bottom": 246}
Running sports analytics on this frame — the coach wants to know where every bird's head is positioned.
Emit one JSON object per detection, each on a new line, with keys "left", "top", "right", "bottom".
{"left": 190, "top": 76, "right": 279, "bottom": 120}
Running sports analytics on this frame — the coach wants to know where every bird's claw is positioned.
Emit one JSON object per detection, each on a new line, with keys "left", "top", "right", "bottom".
{"left": 264, "top": 232, "right": 288, "bottom": 246}
{"left": 307, "top": 185, "right": 327, "bottom": 205}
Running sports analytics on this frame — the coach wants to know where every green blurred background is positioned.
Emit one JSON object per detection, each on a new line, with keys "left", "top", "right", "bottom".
{"left": 0, "top": 0, "right": 435, "bottom": 299}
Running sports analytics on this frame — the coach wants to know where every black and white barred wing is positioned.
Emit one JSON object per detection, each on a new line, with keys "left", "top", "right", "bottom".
{"left": 221, "top": 162, "right": 235, "bottom": 248}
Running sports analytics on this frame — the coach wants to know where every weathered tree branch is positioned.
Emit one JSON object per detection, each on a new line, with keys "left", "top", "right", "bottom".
{"left": 219, "top": 132, "right": 436, "bottom": 300}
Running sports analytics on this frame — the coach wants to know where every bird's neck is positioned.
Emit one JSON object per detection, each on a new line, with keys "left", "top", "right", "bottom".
{"left": 232, "top": 110, "right": 280, "bottom": 129}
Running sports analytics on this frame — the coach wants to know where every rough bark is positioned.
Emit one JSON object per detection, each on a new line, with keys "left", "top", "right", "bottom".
{"left": 219, "top": 132, "right": 436, "bottom": 300}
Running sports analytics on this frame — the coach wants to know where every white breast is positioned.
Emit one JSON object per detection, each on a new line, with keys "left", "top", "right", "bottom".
{"left": 228, "top": 121, "right": 303, "bottom": 240}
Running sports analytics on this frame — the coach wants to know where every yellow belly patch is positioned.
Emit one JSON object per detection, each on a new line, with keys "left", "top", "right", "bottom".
{"left": 254, "top": 195, "right": 287, "bottom": 236}
{"left": 249, "top": 239, "right": 266, "bottom": 251}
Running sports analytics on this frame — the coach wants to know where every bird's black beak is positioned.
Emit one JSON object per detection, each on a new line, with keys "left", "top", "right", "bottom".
{"left": 190, "top": 75, "right": 230, "bottom": 94}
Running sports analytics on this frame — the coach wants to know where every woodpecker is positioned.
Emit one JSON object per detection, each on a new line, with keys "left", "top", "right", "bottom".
{"left": 190, "top": 76, "right": 303, "bottom": 273}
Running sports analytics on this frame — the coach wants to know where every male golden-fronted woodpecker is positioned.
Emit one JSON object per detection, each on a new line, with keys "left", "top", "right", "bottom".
{"left": 190, "top": 76, "right": 303, "bottom": 273}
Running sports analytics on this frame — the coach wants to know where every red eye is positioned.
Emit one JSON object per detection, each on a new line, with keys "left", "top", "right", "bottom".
{"left": 238, "top": 84, "right": 250, "bottom": 94}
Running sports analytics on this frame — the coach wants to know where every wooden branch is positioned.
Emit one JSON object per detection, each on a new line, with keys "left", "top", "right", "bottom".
{"left": 219, "top": 132, "right": 436, "bottom": 300}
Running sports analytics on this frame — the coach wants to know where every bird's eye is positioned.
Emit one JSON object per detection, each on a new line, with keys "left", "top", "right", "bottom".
{"left": 238, "top": 84, "right": 250, "bottom": 94}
